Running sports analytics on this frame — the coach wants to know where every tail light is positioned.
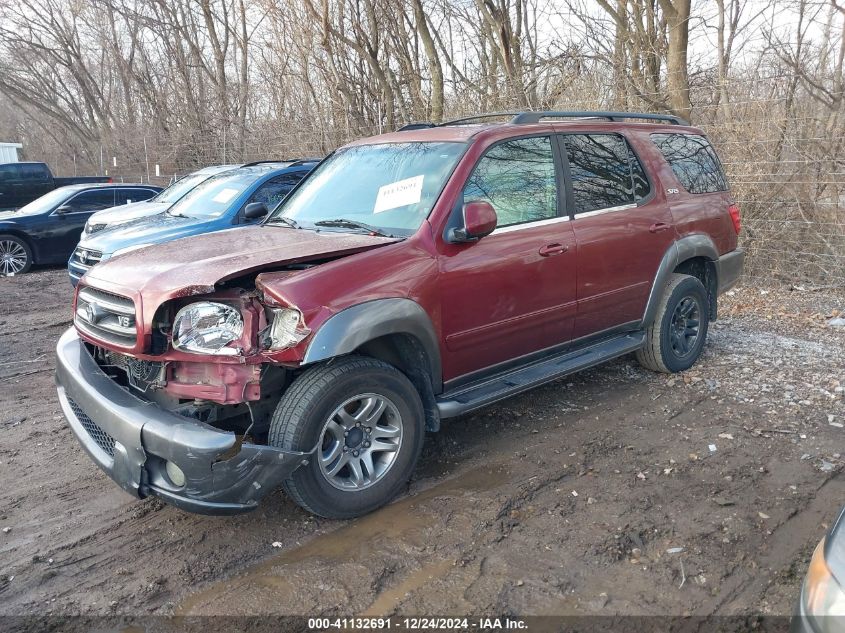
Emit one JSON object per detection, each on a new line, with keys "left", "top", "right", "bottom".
{"left": 727, "top": 203, "right": 741, "bottom": 234}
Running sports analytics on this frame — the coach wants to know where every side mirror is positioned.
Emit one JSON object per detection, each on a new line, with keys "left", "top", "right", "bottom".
{"left": 244, "top": 202, "right": 269, "bottom": 220}
{"left": 448, "top": 201, "right": 498, "bottom": 243}
{"left": 55, "top": 204, "right": 72, "bottom": 215}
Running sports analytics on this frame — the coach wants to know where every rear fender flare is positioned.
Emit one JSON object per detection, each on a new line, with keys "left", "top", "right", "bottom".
{"left": 302, "top": 298, "right": 442, "bottom": 393}
{"left": 642, "top": 235, "right": 719, "bottom": 327}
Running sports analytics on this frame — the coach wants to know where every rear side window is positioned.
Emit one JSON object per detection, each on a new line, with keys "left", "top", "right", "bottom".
{"left": 651, "top": 133, "right": 728, "bottom": 194}
{"left": 65, "top": 190, "right": 116, "bottom": 212}
{"left": 247, "top": 173, "right": 304, "bottom": 210}
{"left": 116, "top": 188, "right": 157, "bottom": 205}
{"left": 562, "top": 134, "right": 650, "bottom": 215}
{"left": 463, "top": 136, "right": 558, "bottom": 228}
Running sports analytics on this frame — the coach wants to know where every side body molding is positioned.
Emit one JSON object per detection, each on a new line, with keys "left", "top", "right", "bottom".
{"left": 302, "top": 298, "right": 443, "bottom": 392}
{"left": 642, "top": 234, "right": 720, "bottom": 327}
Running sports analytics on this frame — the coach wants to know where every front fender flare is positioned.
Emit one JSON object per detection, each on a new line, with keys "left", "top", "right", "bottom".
{"left": 302, "top": 298, "right": 442, "bottom": 392}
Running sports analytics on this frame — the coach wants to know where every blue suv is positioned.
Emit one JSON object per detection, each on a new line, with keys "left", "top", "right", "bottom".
{"left": 68, "top": 159, "right": 319, "bottom": 285}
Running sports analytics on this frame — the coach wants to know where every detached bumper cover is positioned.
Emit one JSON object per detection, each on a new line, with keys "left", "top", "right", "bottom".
{"left": 55, "top": 328, "right": 313, "bottom": 514}
{"left": 716, "top": 248, "right": 744, "bottom": 294}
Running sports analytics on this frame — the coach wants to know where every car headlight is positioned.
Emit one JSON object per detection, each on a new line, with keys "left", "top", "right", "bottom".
{"left": 266, "top": 307, "right": 311, "bottom": 350}
{"left": 803, "top": 539, "right": 845, "bottom": 631}
{"left": 112, "top": 243, "right": 154, "bottom": 257}
{"left": 172, "top": 302, "right": 244, "bottom": 356}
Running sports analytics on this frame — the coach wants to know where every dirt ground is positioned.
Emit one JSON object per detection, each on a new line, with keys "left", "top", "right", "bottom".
{"left": 1, "top": 267, "right": 844, "bottom": 620}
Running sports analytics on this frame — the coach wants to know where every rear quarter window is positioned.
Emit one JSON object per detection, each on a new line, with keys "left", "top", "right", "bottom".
{"left": 651, "top": 133, "right": 728, "bottom": 194}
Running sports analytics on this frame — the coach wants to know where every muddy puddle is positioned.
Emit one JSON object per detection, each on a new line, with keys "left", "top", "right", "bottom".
{"left": 176, "top": 463, "right": 513, "bottom": 615}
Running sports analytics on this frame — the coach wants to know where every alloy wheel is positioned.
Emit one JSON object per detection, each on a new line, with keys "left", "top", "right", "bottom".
{"left": 669, "top": 295, "right": 701, "bottom": 357}
{"left": 318, "top": 393, "right": 403, "bottom": 491}
{"left": 0, "top": 239, "right": 27, "bottom": 275}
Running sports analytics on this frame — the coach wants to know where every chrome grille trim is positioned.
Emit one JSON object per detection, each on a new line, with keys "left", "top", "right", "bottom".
{"left": 78, "top": 287, "right": 135, "bottom": 316}
{"left": 71, "top": 247, "right": 103, "bottom": 271}
{"left": 75, "top": 286, "right": 137, "bottom": 347}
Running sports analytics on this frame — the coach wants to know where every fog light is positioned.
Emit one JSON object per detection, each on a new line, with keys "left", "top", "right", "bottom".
{"left": 165, "top": 461, "right": 186, "bottom": 487}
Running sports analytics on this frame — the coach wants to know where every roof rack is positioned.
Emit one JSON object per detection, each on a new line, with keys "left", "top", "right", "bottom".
{"left": 241, "top": 158, "right": 321, "bottom": 168}
{"left": 509, "top": 111, "right": 686, "bottom": 125}
{"left": 287, "top": 158, "right": 322, "bottom": 168}
{"left": 441, "top": 112, "right": 524, "bottom": 126}
{"left": 398, "top": 122, "right": 437, "bottom": 131}
{"left": 395, "top": 111, "right": 686, "bottom": 134}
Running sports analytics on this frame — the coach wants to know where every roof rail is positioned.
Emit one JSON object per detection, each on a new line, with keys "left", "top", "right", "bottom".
{"left": 441, "top": 112, "right": 524, "bottom": 126}
{"left": 287, "top": 158, "right": 322, "bottom": 168}
{"left": 241, "top": 158, "right": 321, "bottom": 168}
{"left": 511, "top": 111, "right": 686, "bottom": 125}
{"left": 398, "top": 122, "right": 437, "bottom": 131}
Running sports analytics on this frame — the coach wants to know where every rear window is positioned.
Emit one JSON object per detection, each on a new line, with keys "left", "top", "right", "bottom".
{"left": 19, "top": 163, "right": 50, "bottom": 182}
{"left": 651, "top": 133, "right": 728, "bottom": 194}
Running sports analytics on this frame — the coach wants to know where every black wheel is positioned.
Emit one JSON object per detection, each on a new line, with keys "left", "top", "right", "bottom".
{"left": 269, "top": 355, "right": 425, "bottom": 518}
{"left": 636, "top": 273, "right": 709, "bottom": 373}
{"left": 0, "top": 234, "right": 32, "bottom": 275}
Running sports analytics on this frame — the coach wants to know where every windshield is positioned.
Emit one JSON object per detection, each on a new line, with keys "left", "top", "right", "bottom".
{"left": 155, "top": 172, "right": 216, "bottom": 204}
{"left": 269, "top": 142, "right": 466, "bottom": 236}
{"left": 13, "top": 188, "right": 74, "bottom": 215}
{"left": 166, "top": 170, "right": 259, "bottom": 219}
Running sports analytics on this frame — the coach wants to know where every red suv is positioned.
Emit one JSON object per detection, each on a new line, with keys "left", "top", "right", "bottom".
{"left": 56, "top": 111, "right": 744, "bottom": 518}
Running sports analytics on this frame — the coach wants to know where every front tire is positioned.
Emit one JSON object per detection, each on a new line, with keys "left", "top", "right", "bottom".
{"left": 636, "top": 273, "right": 710, "bottom": 373}
{"left": 269, "top": 355, "right": 425, "bottom": 518}
{"left": 0, "top": 234, "right": 32, "bottom": 275}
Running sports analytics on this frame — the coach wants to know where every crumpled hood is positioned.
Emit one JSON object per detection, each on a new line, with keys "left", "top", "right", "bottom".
{"left": 84, "top": 225, "right": 399, "bottom": 301}
{"left": 88, "top": 200, "right": 170, "bottom": 229}
{"left": 78, "top": 212, "right": 219, "bottom": 255}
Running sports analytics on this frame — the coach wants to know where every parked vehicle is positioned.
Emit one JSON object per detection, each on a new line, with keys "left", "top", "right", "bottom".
{"left": 81, "top": 164, "right": 241, "bottom": 238}
{"left": 0, "top": 183, "right": 161, "bottom": 275}
{"left": 0, "top": 161, "right": 112, "bottom": 211}
{"left": 792, "top": 505, "right": 845, "bottom": 632}
{"left": 68, "top": 160, "right": 319, "bottom": 286}
{"left": 56, "top": 111, "right": 744, "bottom": 519}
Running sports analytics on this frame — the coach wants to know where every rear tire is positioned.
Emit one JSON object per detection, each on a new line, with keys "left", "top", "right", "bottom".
{"left": 269, "top": 355, "right": 425, "bottom": 518}
{"left": 636, "top": 273, "right": 709, "bottom": 373}
{"left": 0, "top": 234, "right": 32, "bottom": 275}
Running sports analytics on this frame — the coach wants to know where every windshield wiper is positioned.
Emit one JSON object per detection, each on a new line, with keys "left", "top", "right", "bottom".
{"left": 314, "top": 218, "right": 394, "bottom": 238}
{"left": 266, "top": 215, "right": 301, "bottom": 229}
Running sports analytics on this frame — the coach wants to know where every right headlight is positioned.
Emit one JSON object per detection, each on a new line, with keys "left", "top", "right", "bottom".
{"left": 802, "top": 539, "right": 845, "bottom": 631}
{"left": 266, "top": 307, "right": 311, "bottom": 350}
{"left": 172, "top": 302, "right": 244, "bottom": 355}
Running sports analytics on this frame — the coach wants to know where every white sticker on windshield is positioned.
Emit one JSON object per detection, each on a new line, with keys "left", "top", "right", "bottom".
{"left": 212, "top": 188, "right": 239, "bottom": 204}
{"left": 373, "top": 175, "right": 424, "bottom": 213}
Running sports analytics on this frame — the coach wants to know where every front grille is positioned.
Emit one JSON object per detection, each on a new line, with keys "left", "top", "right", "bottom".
{"left": 70, "top": 247, "right": 103, "bottom": 274}
{"left": 68, "top": 397, "right": 116, "bottom": 457}
{"left": 75, "top": 286, "right": 138, "bottom": 347}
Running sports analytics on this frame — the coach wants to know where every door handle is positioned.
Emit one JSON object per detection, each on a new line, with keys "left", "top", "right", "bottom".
{"left": 539, "top": 243, "right": 569, "bottom": 256}
{"left": 649, "top": 222, "right": 672, "bottom": 233}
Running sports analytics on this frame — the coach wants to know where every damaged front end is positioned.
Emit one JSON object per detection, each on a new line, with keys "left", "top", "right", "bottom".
{"left": 55, "top": 328, "right": 316, "bottom": 514}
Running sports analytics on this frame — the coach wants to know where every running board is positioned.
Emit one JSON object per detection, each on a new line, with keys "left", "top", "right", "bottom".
{"left": 436, "top": 332, "right": 646, "bottom": 418}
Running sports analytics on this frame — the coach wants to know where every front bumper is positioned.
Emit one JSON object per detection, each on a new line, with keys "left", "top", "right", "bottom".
{"left": 716, "top": 248, "right": 745, "bottom": 294}
{"left": 55, "top": 328, "right": 314, "bottom": 515}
